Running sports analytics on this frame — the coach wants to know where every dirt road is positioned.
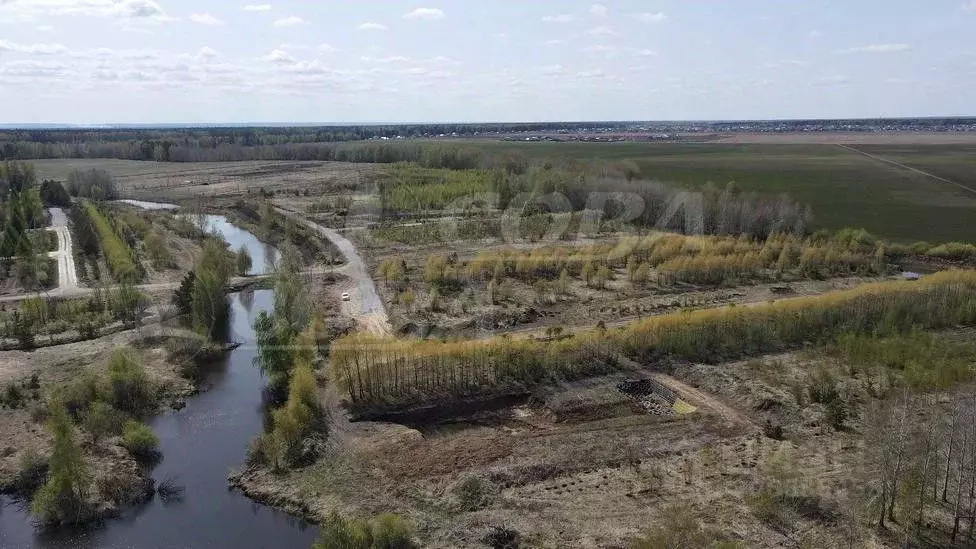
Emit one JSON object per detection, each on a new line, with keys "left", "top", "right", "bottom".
{"left": 46, "top": 207, "right": 79, "bottom": 291}
{"left": 615, "top": 356, "right": 755, "bottom": 429}
{"left": 274, "top": 206, "right": 391, "bottom": 336}
{"left": 838, "top": 144, "right": 976, "bottom": 196}
{"left": 0, "top": 271, "right": 332, "bottom": 305}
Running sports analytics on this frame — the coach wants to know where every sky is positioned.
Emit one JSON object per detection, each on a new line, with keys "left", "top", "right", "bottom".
{"left": 0, "top": 0, "right": 974, "bottom": 124}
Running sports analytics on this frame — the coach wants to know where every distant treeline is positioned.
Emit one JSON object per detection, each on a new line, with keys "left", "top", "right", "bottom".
{"left": 0, "top": 135, "right": 500, "bottom": 167}
{"left": 0, "top": 123, "right": 626, "bottom": 163}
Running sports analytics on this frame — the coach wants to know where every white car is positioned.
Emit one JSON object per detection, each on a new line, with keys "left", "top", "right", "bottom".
{"left": 341, "top": 292, "right": 351, "bottom": 301}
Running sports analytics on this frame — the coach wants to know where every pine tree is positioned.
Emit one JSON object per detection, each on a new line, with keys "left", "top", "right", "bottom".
{"left": 31, "top": 402, "right": 90, "bottom": 525}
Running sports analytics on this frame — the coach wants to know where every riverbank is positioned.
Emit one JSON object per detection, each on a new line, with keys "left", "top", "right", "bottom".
{"left": 0, "top": 214, "right": 326, "bottom": 548}
{"left": 0, "top": 324, "right": 218, "bottom": 509}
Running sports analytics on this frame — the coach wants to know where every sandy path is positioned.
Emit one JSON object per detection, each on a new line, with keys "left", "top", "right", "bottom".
{"left": 46, "top": 207, "right": 79, "bottom": 291}
{"left": 274, "top": 206, "right": 391, "bottom": 336}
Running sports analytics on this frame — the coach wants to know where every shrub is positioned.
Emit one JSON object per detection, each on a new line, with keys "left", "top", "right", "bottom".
{"left": 926, "top": 242, "right": 976, "bottom": 262}
{"left": 14, "top": 448, "right": 48, "bottom": 494}
{"left": 807, "top": 368, "right": 839, "bottom": 405}
{"left": 105, "top": 349, "right": 154, "bottom": 416}
{"left": 3, "top": 384, "right": 24, "bottom": 408}
{"left": 83, "top": 401, "right": 125, "bottom": 441}
{"left": 824, "top": 398, "right": 848, "bottom": 430}
{"left": 630, "top": 504, "right": 722, "bottom": 549}
{"left": 59, "top": 373, "right": 101, "bottom": 418}
{"left": 482, "top": 526, "right": 521, "bottom": 549}
{"left": 453, "top": 475, "right": 489, "bottom": 511}
{"left": 371, "top": 514, "right": 416, "bottom": 549}
{"left": 144, "top": 232, "right": 172, "bottom": 269}
{"left": 312, "top": 511, "right": 417, "bottom": 549}
{"left": 121, "top": 420, "right": 159, "bottom": 460}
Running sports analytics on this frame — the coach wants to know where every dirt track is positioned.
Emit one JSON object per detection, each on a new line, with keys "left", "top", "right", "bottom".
{"left": 274, "top": 206, "right": 391, "bottom": 336}
{"left": 838, "top": 144, "right": 976, "bottom": 196}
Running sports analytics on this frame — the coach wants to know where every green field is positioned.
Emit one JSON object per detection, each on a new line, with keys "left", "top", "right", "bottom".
{"left": 447, "top": 141, "right": 976, "bottom": 243}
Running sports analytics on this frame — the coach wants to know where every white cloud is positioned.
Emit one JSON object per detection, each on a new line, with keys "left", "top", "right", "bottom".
{"left": 840, "top": 43, "right": 911, "bottom": 53}
{"left": 575, "top": 69, "right": 606, "bottom": 78}
{"left": 273, "top": 16, "right": 306, "bottom": 27}
{"left": 540, "top": 64, "right": 565, "bottom": 75}
{"left": 809, "top": 30, "right": 822, "bottom": 38}
{"left": 0, "top": 59, "right": 68, "bottom": 77}
{"left": 541, "top": 14, "right": 574, "bottom": 23}
{"left": 586, "top": 25, "right": 615, "bottom": 36}
{"left": 403, "top": 8, "right": 445, "bottom": 20}
{"left": 190, "top": 13, "right": 224, "bottom": 25}
{"left": 544, "top": 39, "right": 563, "bottom": 46}
{"left": 317, "top": 44, "right": 338, "bottom": 53}
{"left": 35, "top": 25, "right": 55, "bottom": 32}
{"left": 196, "top": 46, "right": 220, "bottom": 59}
{"left": 0, "top": 39, "right": 68, "bottom": 55}
{"left": 583, "top": 44, "right": 617, "bottom": 54}
{"left": 634, "top": 12, "right": 667, "bottom": 23}
{"left": 590, "top": 4, "right": 607, "bottom": 17}
{"left": 0, "top": 0, "right": 174, "bottom": 22}
{"left": 362, "top": 55, "right": 411, "bottom": 64}
{"left": 243, "top": 4, "right": 272, "bottom": 11}
{"left": 817, "top": 74, "right": 849, "bottom": 85}
{"left": 358, "top": 22, "right": 388, "bottom": 31}
{"left": 259, "top": 49, "right": 296, "bottom": 64}
{"left": 964, "top": 0, "right": 976, "bottom": 11}
{"left": 635, "top": 49, "right": 658, "bottom": 57}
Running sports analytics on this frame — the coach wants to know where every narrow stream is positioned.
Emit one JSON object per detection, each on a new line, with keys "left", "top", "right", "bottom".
{"left": 0, "top": 215, "right": 318, "bottom": 549}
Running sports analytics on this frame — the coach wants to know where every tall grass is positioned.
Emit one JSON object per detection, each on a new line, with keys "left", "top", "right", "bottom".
{"left": 332, "top": 270, "right": 976, "bottom": 412}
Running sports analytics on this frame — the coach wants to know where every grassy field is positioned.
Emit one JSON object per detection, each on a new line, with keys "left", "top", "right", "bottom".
{"left": 444, "top": 141, "right": 976, "bottom": 243}
{"left": 30, "top": 143, "right": 976, "bottom": 243}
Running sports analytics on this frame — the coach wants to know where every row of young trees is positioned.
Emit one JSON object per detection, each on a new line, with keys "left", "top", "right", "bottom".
{"left": 332, "top": 270, "right": 976, "bottom": 412}
{"left": 81, "top": 200, "right": 142, "bottom": 283}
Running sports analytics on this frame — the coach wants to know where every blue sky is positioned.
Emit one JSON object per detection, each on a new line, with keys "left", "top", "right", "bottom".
{"left": 0, "top": 0, "right": 974, "bottom": 123}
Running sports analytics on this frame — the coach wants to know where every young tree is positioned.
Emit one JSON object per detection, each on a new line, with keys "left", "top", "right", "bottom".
{"left": 582, "top": 261, "right": 596, "bottom": 287}
{"left": 31, "top": 402, "right": 90, "bottom": 525}
{"left": 173, "top": 270, "right": 195, "bottom": 317}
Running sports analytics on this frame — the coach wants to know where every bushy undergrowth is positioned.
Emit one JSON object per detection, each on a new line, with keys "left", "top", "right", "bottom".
{"left": 121, "top": 420, "right": 159, "bottom": 460}
{"left": 312, "top": 511, "right": 417, "bottom": 549}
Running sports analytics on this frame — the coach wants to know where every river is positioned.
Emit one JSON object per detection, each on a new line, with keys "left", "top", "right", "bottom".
{"left": 0, "top": 216, "right": 318, "bottom": 549}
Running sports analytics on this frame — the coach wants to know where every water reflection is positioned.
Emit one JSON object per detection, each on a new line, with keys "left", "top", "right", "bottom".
{"left": 0, "top": 220, "right": 317, "bottom": 549}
